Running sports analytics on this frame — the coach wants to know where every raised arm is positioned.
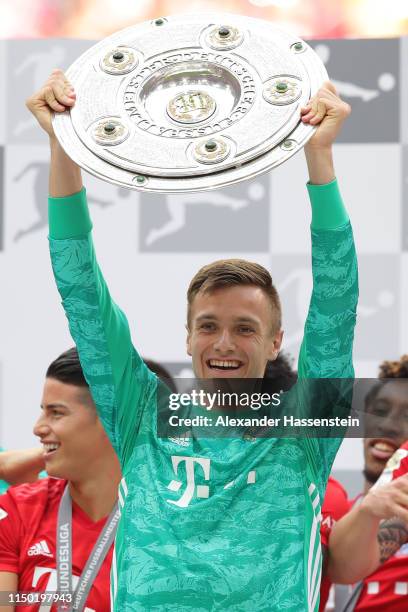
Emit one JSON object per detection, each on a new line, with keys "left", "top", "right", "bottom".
{"left": 26, "top": 69, "right": 82, "bottom": 197}
{"left": 299, "top": 82, "right": 357, "bottom": 380}
{"left": 293, "top": 85, "right": 358, "bottom": 487}
{"left": 27, "top": 71, "right": 156, "bottom": 467}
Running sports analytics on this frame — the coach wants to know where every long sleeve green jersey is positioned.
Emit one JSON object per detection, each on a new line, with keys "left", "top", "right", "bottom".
{"left": 48, "top": 179, "right": 358, "bottom": 611}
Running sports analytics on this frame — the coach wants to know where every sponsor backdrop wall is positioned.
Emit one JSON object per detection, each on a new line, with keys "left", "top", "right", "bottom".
{"left": 1, "top": 38, "right": 407, "bottom": 496}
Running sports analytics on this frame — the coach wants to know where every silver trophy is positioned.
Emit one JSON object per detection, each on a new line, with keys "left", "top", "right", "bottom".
{"left": 53, "top": 14, "right": 328, "bottom": 193}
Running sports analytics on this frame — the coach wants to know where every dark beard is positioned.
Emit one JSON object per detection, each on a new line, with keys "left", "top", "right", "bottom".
{"left": 363, "top": 467, "right": 380, "bottom": 485}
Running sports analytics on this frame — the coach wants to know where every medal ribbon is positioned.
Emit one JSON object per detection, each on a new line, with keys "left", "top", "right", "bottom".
{"left": 56, "top": 485, "right": 120, "bottom": 611}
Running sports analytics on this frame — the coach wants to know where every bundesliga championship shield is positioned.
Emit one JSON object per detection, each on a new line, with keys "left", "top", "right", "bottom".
{"left": 52, "top": 13, "right": 328, "bottom": 193}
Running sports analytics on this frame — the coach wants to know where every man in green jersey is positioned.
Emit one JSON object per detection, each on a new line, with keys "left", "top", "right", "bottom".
{"left": 28, "top": 70, "right": 357, "bottom": 611}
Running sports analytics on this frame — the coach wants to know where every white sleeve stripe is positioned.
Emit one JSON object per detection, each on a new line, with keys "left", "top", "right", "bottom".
{"left": 310, "top": 545, "right": 322, "bottom": 611}
{"left": 121, "top": 477, "right": 128, "bottom": 496}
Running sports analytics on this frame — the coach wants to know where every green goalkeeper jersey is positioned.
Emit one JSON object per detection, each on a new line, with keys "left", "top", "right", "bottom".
{"left": 48, "top": 179, "right": 358, "bottom": 611}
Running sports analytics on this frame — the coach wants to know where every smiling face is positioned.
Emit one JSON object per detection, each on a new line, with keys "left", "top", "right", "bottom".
{"left": 186, "top": 284, "right": 283, "bottom": 379}
{"left": 363, "top": 380, "right": 408, "bottom": 485}
{"left": 33, "top": 378, "right": 114, "bottom": 481}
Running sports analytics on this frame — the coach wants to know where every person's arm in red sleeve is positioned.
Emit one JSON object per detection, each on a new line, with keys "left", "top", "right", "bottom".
{"left": 328, "top": 473, "right": 408, "bottom": 583}
{"left": 0, "top": 492, "right": 21, "bottom": 611}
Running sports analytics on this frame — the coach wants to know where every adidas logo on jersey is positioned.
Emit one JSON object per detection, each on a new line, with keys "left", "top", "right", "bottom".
{"left": 28, "top": 540, "right": 53, "bottom": 557}
{"left": 168, "top": 430, "right": 191, "bottom": 447}
{"left": 169, "top": 436, "right": 190, "bottom": 447}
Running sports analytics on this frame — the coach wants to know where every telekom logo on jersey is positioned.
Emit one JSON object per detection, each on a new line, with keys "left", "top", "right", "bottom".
{"left": 166, "top": 456, "right": 256, "bottom": 508}
{"left": 32, "top": 567, "right": 94, "bottom": 612}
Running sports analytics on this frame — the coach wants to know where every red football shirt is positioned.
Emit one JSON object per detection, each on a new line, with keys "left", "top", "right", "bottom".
{"left": 319, "top": 476, "right": 350, "bottom": 611}
{"left": 0, "top": 478, "right": 113, "bottom": 611}
{"left": 355, "top": 441, "right": 408, "bottom": 611}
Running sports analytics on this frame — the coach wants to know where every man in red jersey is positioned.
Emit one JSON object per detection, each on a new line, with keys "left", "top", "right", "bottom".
{"left": 0, "top": 348, "right": 121, "bottom": 611}
{"left": 327, "top": 356, "right": 408, "bottom": 611}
